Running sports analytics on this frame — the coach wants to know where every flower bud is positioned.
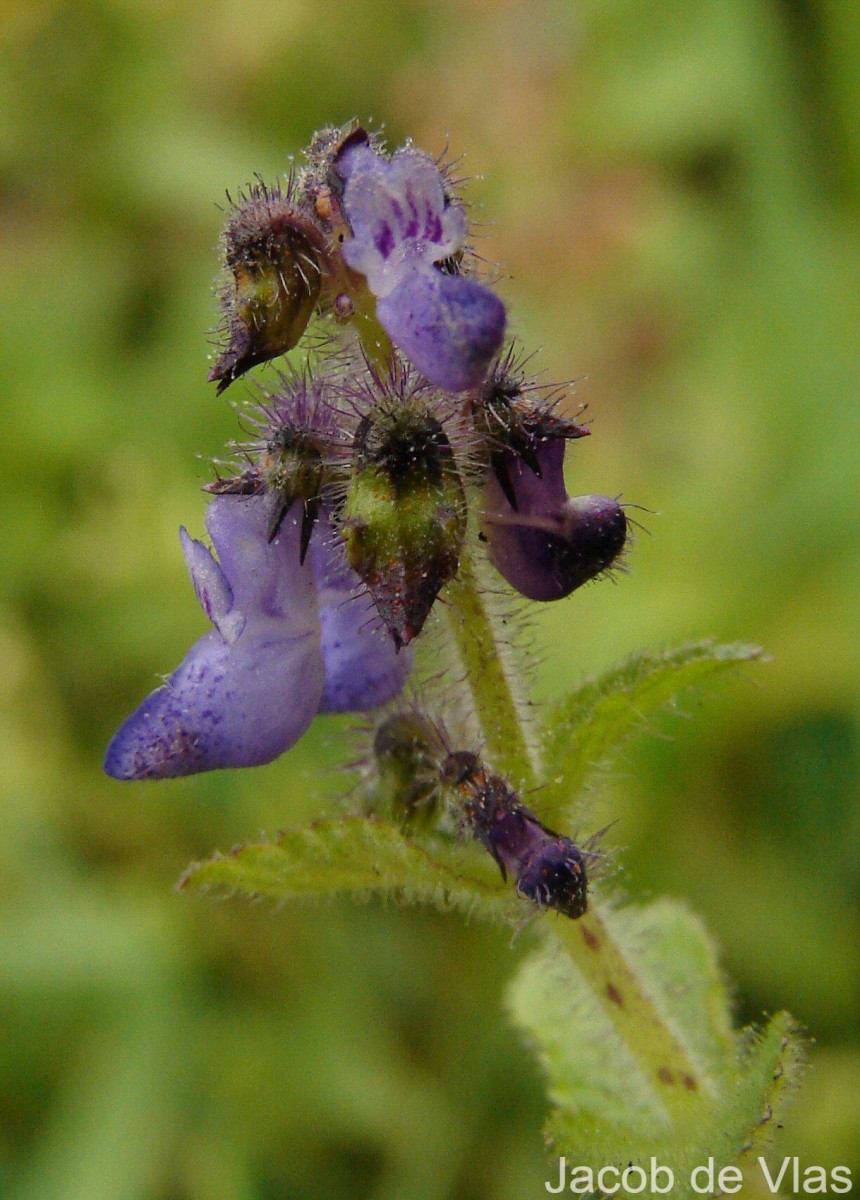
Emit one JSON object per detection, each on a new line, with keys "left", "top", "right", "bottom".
{"left": 210, "top": 182, "right": 328, "bottom": 393}
{"left": 205, "top": 374, "right": 340, "bottom": 560}
{"left": 481, "top": 439, "right": 627, "bottom": 602}
{"left": 371, "top": 712, "right": 441, "bottom": 828}
{"left": 441, "top": 751, "right": 589, "bottom": 918}
{"left": 343, "top": 398, "right": 466, "bottom": 648}
{"left": 472, "top": 347, "right": 589, "bottom": 509}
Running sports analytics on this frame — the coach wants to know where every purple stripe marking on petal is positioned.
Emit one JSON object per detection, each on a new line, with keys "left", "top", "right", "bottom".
{"left": 424, "top": 208, "right": 443, "bottom": 243}
{"left": 403, "top": 184, "right": 420, "bottom": 237}
{"left": 374, "top": 221, "right": 395, "bottom": 259}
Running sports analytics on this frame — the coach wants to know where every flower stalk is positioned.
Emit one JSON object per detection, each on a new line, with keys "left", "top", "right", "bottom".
{"left": 445, "top": 541, "right": 710, "bottom": 1122}
{"left": 443, "top": 548, "right": 538, "bottom": 787}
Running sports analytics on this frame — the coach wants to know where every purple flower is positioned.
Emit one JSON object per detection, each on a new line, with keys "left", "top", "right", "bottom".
{"left": 105, "top": 496, "right": 323, "bottom": 779}
{"left": 105, "top": 496, "right": 412, "bottom": 781}
{"left": 340, "top": 144, "right": 506, "bottom": 391}
{"left": 312, "top": 523, "right": 413, "bottom": 714}
{"left": 481, "top": 439, "right": 628, "bottom": 602}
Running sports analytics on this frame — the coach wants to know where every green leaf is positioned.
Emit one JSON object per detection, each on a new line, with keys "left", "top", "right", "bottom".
{"left": 508, "top": 898, "right": 731, "bottom": 1145}
{"left": 507, "top": 899, "right": 804, "bottom": 1194}
{"left": 538, "top": 640, "right": 764, "bottom": 826}
{"left": 603, "top": 899, "right": 736, "bottom": 1087}
{"left": 730, "top": 1011, "right": 806, "bottom": 1165}
{"left": 178, "top": 815, "right": 514, "bottom": 919}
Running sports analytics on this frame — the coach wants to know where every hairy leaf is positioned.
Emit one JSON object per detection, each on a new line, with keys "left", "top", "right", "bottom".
{"left": 539, "top": 640, "right": 764, "bottom": 826}
{"left": 507, "top": 898, "right": 804, "bottom": 1192}
{"left": 178, "top": 815, "right": 514, "bottom": 919}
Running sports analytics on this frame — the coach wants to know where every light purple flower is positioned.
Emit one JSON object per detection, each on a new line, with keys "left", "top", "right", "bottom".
{"left": 105, "top": 496, "right": 413, "bottom": 780}
{"left": 105, "top": 496, "right": 323, "bottom": 778}
{"left": 312, "top": 522, "right": 413, "bottom": 714}
{"left": 340, "top": 144, "right": 505, "bottom": 391}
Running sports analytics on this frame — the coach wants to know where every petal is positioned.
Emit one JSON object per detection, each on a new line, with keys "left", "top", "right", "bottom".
{"left": 204, "top": 494, "right": 318, "bottom": 630}
{"left": 506, "top": 439, "right": 569, "bottom": 511}
{"left": 377, "top": 267, "right": 506, "bottom": 392}
{"left": 106, "top": 494, "right": 326, "bottom": 780}
{"left": 180, "top": 527, "right": 243, "bottom": 642}
{"left": 311, "top": 533, "right": 413, "bottom": 714}
{"left": 104, "top": 623, "right": 324, "bottom": 779}
{"left": 341, "top": 146, "right": 467, "bottom": 299}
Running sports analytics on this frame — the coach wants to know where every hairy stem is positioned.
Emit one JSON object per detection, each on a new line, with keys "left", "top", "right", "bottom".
{"left": 343, "top": 270, "right": 396, "bottom": 375}
{"left": 448, "top": 547, "right": 710, "bottom": 1121}
{"left": 444, "top": 547, "right": 537, "bottom": 786}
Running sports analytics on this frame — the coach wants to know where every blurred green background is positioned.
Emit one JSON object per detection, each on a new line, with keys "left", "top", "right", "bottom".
{"left": 1, "top": 1, "right": 858, "bottom": 1196}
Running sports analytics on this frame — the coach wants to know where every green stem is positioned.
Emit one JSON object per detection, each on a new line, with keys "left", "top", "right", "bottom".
{"left": 444, "top": 547, "right": 537, "bottom": 786}
{"left": 448, "top": 545, "right": 710, "bottom": 1121}
{"left": 331, "top": 264, "right": 396, "bottom": 376}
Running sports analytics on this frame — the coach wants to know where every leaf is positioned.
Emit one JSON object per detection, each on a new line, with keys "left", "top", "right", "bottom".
{"left": 507, "top": 899, "right": 805, "bottom": 1194}
{"left": 602, "top": 898, "right": 736, "bottom": 1087}
{"left": 178, "top": 815, "right": 514, "bottom": 920}
{"left": 730, "top": 1011, "right": 806, "bottom": 1162}
{"left": 507, "top": 898, "right": 731, "bottom": 1144}
{"left": 538, "top": 640, "right": 765, "bottom": 826}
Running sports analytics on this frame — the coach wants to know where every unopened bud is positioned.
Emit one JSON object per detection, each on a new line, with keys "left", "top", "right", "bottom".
{"left": 344, "top": 399, "right": 466, "bottom": 647}
{"left": 372, "top": 713, "right": 441, "bottom": 828}
{"left": 210, "top": 182, "right": 327, "bottom": 393}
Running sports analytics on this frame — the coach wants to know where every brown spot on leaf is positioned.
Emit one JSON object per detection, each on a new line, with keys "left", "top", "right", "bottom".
{"left": 606, "top": 983, "right": 624, "bottom": 1008}
{"left": 581, "top": 925, "right": 600, "bottom": 950}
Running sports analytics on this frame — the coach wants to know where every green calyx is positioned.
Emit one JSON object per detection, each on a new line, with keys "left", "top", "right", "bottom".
{"left": 344, "top": 403, "right": 466, "bottom": 648}
{"left": 210, "top": 188, "right": 326, "bottom": 393}
{"left": 371, "top": 713, "right": 442, "bottom": 829}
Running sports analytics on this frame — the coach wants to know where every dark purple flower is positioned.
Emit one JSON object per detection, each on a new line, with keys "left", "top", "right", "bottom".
{"left": 105, "top": 496, "right": 413, "bottom": 780}
{"left": 481, "top": 439, "right": 628, "bottom": 602}
{"left": 340, "top": 144, "right": 505, "bottom": 391}
{"left": 441, "top": 751, "right": 589, "bottom": 919}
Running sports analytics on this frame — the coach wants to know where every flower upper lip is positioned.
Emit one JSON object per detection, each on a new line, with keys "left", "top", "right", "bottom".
{"left": 340, "top": 145, "right": 468, "bottom": 298}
